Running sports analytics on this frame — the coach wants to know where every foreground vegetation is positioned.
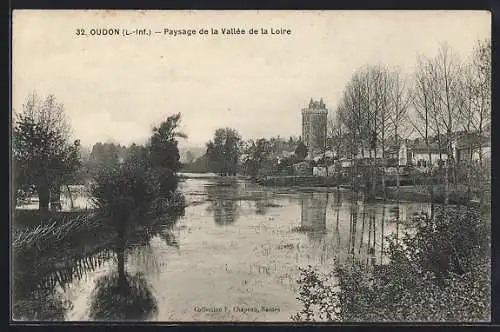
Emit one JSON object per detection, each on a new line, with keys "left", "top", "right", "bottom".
{"left": 292, "top": 205, "right": 490, "bottom": 322}
{"left": 12, "top": 105, "right": 188, "bottom": 321}
{"left": 12, "top": 161, "right": 187, "bottom": 320}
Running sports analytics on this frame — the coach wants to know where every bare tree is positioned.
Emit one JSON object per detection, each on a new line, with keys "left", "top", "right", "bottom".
{"left": 410, "top": 44, "right": 464, "bottom": 205}
{"left": 457, "top": 39, "right": 491, "bottom": 204}
{"left": 387, "top": 68, "right": 412, "bottom": 197}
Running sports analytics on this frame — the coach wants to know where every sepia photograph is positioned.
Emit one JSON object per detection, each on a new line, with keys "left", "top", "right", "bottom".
{"left": 11, "top": 10, "right": 491, "bottom": 322}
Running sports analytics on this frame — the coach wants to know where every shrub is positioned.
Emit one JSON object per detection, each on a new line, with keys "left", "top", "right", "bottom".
{"left": 293, "top": 206, "right": 490, "bottom": 322}
{"left": 396, "top": 206, "right": 490, "bottom": 278}
{"left": 90, "top": 164, "right": 158, "bottom": 222}
{"left": 89, "top": 162, "right": 185, "bottom": 226}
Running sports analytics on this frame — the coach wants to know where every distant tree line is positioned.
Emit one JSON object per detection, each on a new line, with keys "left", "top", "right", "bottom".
{"left": 190, "top": 130, "right": 310, "bottom": 177}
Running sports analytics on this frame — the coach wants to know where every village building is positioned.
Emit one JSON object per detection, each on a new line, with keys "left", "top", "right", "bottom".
{"left": 455, "top": 133, "right": 491, "bottom": 164}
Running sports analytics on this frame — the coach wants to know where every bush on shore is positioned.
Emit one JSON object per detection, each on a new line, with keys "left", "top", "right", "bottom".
{"left": 292, "top": 205, "right": 490, "bottom": 322}
{"left": 89, "top": 163, "right": 185, "bottom": 225}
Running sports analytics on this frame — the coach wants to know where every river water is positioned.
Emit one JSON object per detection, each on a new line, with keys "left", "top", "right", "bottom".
{"left": 13, "top": 176, "right": 431, "bottom": 322}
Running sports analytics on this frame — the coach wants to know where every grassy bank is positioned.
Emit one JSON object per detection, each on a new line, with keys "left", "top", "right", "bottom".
{"left": 12, "top": 209, "right": 93, "bottom": 231}
{"left": 12, "top": 210, "right": 109, "bottom": 256}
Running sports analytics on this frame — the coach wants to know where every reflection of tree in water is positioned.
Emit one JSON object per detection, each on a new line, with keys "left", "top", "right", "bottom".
{"left": 300, "top": 192, "right": 327, "bottom": 233}
{"left": 13, "top": 284, "right": 71, "bottom": 321}
{"left": 252, "top": 190, "right": 275, "bottom": 215}
{"left": 205, "top": 180, "right": 240, "bottom": 225}
{"left": 299, "top": 192, "right": 328, "bottom": 246}
{"left": 89, "top": 212, "right": 184, "bottom": 321}
{"left": 347, "top": 193, "right": 359, "bottom": 258}
{"left": 331, "top": 189, "right": 343, "bottom": 247}
{"left": 13, "top": 208, "right": 184, "bottom": 321}
{"left": 88, "top": 224, "right": 157, "bottom": 321}
{"left": 12, "top": 236, "right": 112, "bottom": 321}
{"left": 89, "top": 271, "right": 157, "bottom": 321}
{"left": 88, "top": 242, "right": 158, "bottom": 320}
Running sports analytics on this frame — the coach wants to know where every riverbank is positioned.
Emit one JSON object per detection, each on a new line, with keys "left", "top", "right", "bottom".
{"left": 255, "top": 175, "right": 338, "bottom": 187}
{"left": 382, "top": 184, "right": 487, "bottom": 206}
{"left": 252, "top": 175, "right": 487, "bottom": 205}
{"left": 255, "top": 174, "right": 434, "bottom": 188}
{"left": 12, "top": 210, "right": 108, "bottom": 255}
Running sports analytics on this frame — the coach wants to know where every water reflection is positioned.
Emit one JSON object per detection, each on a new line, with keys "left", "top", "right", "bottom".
{"left": 13, "top": 281, "right": 72, "bottom": 321}
{"left": 88, "top": 228, "right": 158, "bottom": 321}
{"left": 205, "top": 179, "right": 240, "bottom": 225}
{"left": 255, "top": 191, "right": 275, "bottom": 215}
{"left": 86, "top": 218, "right": 184, "bottom": 321}
{"left": 13, "top": 209, "right": 184, "bottom": 321}
{"left": 13, "top": 178, "right": 434, "bottom": 322}
{"left": 300, "top": 193, "right": 327, "bottom": 232}
{"left": 300, "top": 193, "right": 327, "bottom": 245}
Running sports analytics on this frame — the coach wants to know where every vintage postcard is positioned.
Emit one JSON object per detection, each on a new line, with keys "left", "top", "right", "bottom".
{"left": 11, "top": 10, "right": 491, "bottom": 322}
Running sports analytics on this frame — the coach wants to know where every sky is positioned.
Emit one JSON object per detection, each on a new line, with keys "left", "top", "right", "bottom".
{"left": 12, "top": 10, "right": 490, "bottom": 149}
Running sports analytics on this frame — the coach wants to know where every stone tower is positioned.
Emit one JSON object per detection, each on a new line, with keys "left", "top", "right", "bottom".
{"left": 301, "top": 98, "right": 328, "bottom": 159}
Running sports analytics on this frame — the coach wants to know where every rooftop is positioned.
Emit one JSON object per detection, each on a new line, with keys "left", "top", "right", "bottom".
{"left": 303, "top": 98, "right": 327, "bottom": 111}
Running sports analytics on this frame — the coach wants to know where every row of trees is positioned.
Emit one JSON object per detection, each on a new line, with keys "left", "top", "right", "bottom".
{"left": 328, "top": 39, "right": 490, "bottom": 202}
{"left": 206, "top": 128, "right": 242, "bottom": 176}
{"left": 202, "top": 129, "right": 310, "bottom": 177}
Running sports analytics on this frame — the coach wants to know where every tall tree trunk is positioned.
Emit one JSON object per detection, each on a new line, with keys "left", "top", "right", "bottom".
{"left": 117, "top": 248, "right": 126, "bottom": 287}
{"left": 366, "top": 210, "right": 372, "bottom": 267}
{"left": 466, "top": 147, "right": 473, "bottom": 207}
{"left": 444, "top": 158, "right": 449, "bottom": 205}
{"left": 66, "top": 185, "right": 74, "bottom": 210}
{"left": 426, "top": 143, "right": 434, "bottom": 215}
{"left": 351, "top": 195, "right": 358, "bottom": 257}
{"left": 117, "top": 223, "right": 127, "bottom": 288}
{"left": 359, "top": 206, "right": 366, "bottom": 255}
{"left": 38, "top": 182, "right": 50, "bottom": 211}
{"left": 381, "top": 129, "right": 386, "bottom": 200}
{"left": 381, "top": 205, "right": 385, "bottom": 263}
{"left": 395, "top": 126, "right": 401, "bottom": 201}
{"left": 369, "top": 148, "right": 376, "bottom": 199}
{"left": 336, "top": 188, "right": 341, "bottom": 246}
{"left": 372, "top": 211, "right": 376, "bottom": 264}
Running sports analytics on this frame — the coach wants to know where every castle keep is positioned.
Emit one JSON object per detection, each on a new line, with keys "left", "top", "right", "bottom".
{"left": 301, "top": 98, "right": 328, "bottom": 159}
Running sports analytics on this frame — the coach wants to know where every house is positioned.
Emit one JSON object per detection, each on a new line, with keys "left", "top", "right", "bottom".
{"left": 407, "top": 140, "right": 448, "bottom": 169}
{"left": 293, "top": 161, "right": 312, "bottom": 176}
{"left": 312, "top": 165, "right": 335, "bottom": 176}
{"left": 385, "top": 142, "right": 411, "bottom": 167}
{"left": 455, "top": 133, "right": 491, "bottom": 164}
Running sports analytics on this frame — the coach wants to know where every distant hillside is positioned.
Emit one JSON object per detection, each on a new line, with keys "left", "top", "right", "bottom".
{"left": 180, "top": 154, "right": 211, "bottom": 173}
{"left": 179, "top": 146, "right": 206, "bottom": 163}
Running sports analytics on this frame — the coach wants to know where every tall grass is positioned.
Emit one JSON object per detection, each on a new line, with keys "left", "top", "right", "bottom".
{"left": 13, "top": 213, "right": 104, "bottom": 255}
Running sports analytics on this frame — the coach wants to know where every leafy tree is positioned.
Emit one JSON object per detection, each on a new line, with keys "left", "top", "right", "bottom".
{"left": 13, "top": 93, "right": 81, "bottom": 211}
{"left": 206, "top": 128, "right": 242, "bottom": 176}
{"left": 149, "top": 113, "right": 186, "bottom": 172}
{"left": 185, "top": 150, "right": 195, "bottom": 164}
{"left": 124, "top": 143, "right": 149, "bottom": 169}
{"left": 295, "top": 141, "right": 308, "bottom": 160}
{"left": 89, "top": 142, "right": 121, "bottom": 167}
